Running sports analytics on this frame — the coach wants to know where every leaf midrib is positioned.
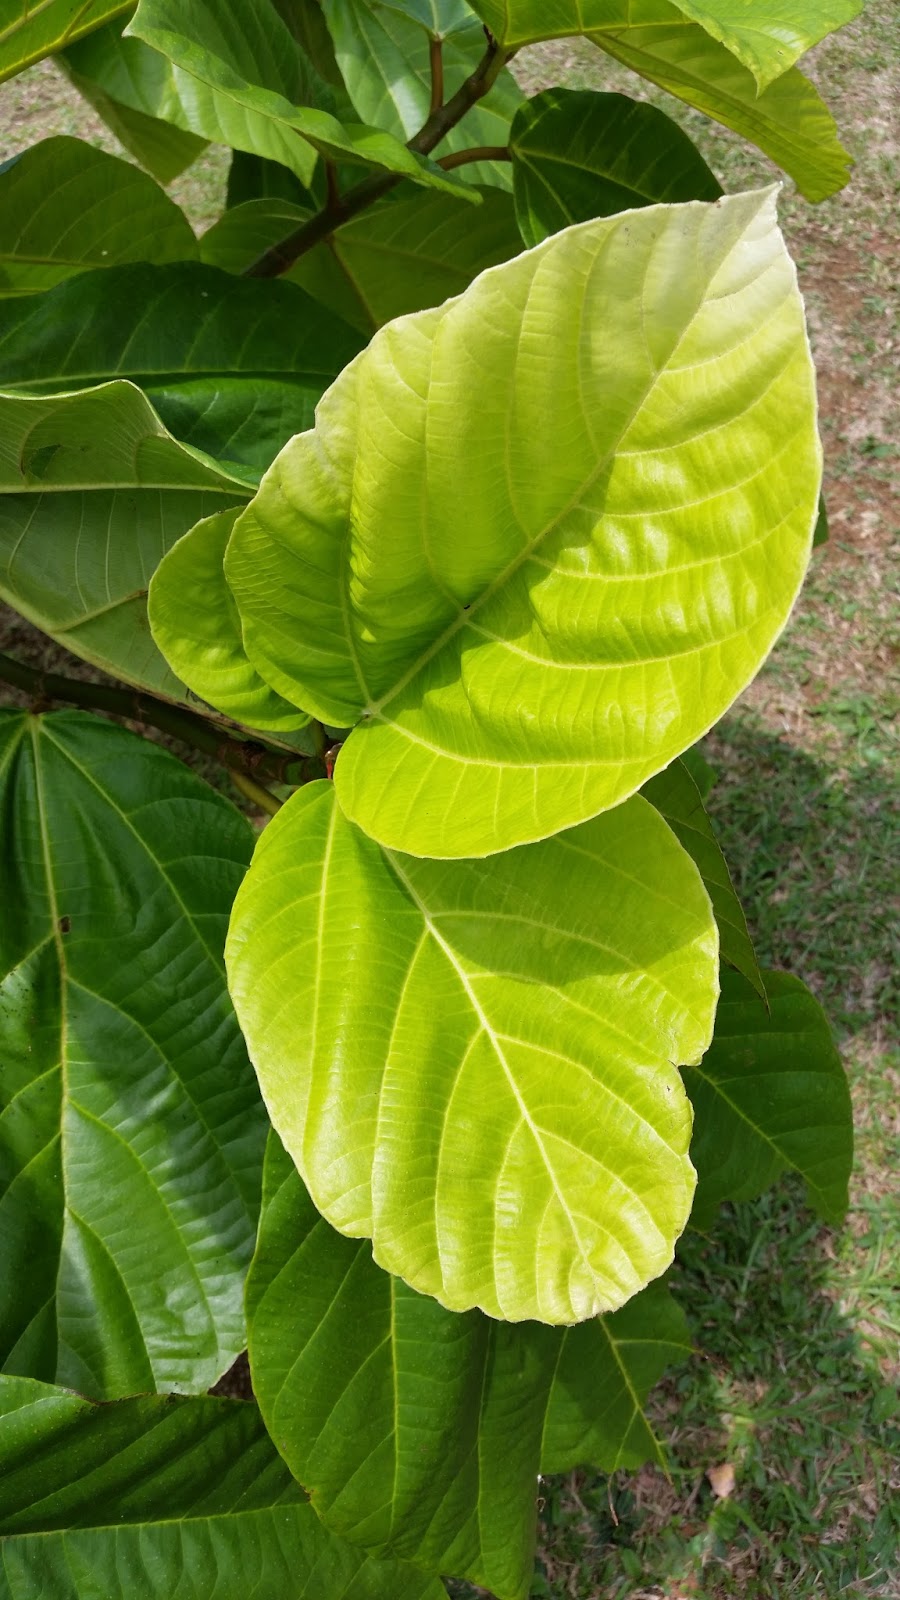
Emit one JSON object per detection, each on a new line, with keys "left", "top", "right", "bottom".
{"left": 364, "top": 194, "right": 767, "bottom": 721}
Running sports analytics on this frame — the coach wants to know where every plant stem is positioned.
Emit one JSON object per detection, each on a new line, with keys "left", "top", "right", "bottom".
{"left": 437, "top": 145, "right": 512, "bottom": 171}
{"left": 244, "top": 29, "right": 508, "bottom": 279}
{"left": 230, "top": 770, "right": 284, "bottom": 817}
{"left": 0, "top": 653, "right": 326, "bottom": 787}
{"left": 429, "top": 35, "right": 444, "bottom": 116}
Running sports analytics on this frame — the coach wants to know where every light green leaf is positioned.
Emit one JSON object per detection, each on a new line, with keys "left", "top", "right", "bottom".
{"left": 223, "top": 190, "right": 820, "bottom": 859}
{"left": 465, "top": 1, "right": 852, "bottom": 199}
{"left": 228, "top": 781, "right": 717, "bottom": 1323}
{"left": 0, "top": 382, "right": 249, "bottom": 695}
{"left": 121, "top": 0, "right": 480, "bottom": 199}
{"left": 510, "top": 88, "right": 721, "bottom": 247}
{"left": 0, "top": 1376, "right": 447, "bottom": 1600}
{"left": 666, "top": 0, "right": 863, "bottom": 91}
{"left": 0, "top": 712, "right": 267, "bottom": 1397}
{"left": 591, "top": 22, "right": 853, "bottom": 203}
{"left": 0, "top": 0, "right": 128, "bottom": 83}
{"left": 685, "top": 969, "right": 853, "bottom": 1229}
{"left": 321, "top": 0, "right": 524, "bottom": 190}
{"left": 540, "top": 1280, "right": 692, "bottom": 1474}
{"left": 642, "top": 758, "right": 764, "bottom": 1000}
{"left": 0, "top": 136, "right": 197, "bottom": 299}
{"left": 202, "top": 185, "right": 522, "bottom": 333}
{"left": 0, "top": 261, "right": 364, "bottom": 477}
{"left": 246, "top": 1133, "right": 692, "bottom": 1598}
{"left": 148, "top": 510, "right": 311, "bottom": 731}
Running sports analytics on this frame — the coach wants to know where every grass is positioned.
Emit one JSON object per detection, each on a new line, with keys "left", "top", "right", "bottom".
{"left": 3, "top": 9, "right": 898, "bottom": 1597}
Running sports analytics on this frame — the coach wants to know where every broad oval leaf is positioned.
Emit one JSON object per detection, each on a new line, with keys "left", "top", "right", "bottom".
{"left": 202, "top": 185, "right": 523, "bottom": 333}
{"left": 148, "top": 510, "right": 311, "bottom": 731}
{"left": 0, "top": 262, "right": 365, "bottom": 477}
{"left": 0, "top": 382, "right": 249, "bottom": 695}
{"left": 0, "top": 1377, "right": 446, "bottom": 1600}
{"left": 0, "top": 0, "right": 128, "bottom": 83}
{"left": 685, "top": 969, "right": 853, "bottom": 1229}
{"left": 0, "top": 711, "right": 267, "bottom": 1396}
{"left": 0, "top": 137, "right": 198, "bottom": 298}
{"left": 510, "top": 88, "right": 721, "bottom": 247}
{"left": 227, "top": 781, "right": 717, "bottom": 1324}
{"left": 247, "top": 1132, "right": 691, "bottom": 1599}
{"left": 225, "top": 189, "right": 820, "bottom": 859}
{"left": 321, "top": 0, "right": 524, "bottom": 190}
{"left": 122, "top": 0, "right": 480, "bottom": 200}
{"left": 642, "top": 757, "right": 764, "bottom": 999}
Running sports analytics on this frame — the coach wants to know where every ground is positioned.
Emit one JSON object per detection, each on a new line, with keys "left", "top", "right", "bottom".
{"left": 1, "top": 8, "right": 897, "bottom": 1597}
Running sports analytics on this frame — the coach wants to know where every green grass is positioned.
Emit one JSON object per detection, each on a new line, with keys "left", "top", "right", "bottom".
{"left": 3, "top": 8, "right": 899, "bottom": 1597}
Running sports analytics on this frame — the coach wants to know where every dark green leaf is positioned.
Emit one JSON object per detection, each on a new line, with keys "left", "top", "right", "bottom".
{"left": 510, "top": 88, "right": 721, "bottom": 247}
{"left": 0, "top": 263, "right": 364, "bottom": 477}
{"left": 0, "top": 137, "right": 198, "bottom": 298}
{"left": 685, "top": 969, "right": 853, "bottom": 1228}
{"left": 0, "top": 382, "right": 249, "bottom": 694}
{"left": 0, "top": 711, "right": 266, "bottom": 1395}
{"left": 813, "top": 493, "right": 829, "bottom": 548}
{"left": 0, "top": 1376, "right": 447, "bottom": 1600}
{"left": 247, "top": 1134, "right": 691, "bottom": 1599}
{"left": 201, "top": 185, "right": 523, "bottom": 333}
{"left": 59, "top": 32, "right": 210, "bottom": 184}
{"left": 642, "top": 758, "right": 765, "bottom": 1000}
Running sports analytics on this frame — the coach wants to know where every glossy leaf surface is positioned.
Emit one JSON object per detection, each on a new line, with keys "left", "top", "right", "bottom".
{"left": 321, "top": 0, "right": 524, "bottom": 189}
{"left": 247, "top": 1133, "right": 691, "bottom": 1598}
{"left": 0, "top": 262, "right": 364, "bottom": 477}
{"left": 0, "top": 712, "right": 266, "bottom": 1396}
{"left": 228, "top": 782, "right": 717, "bottom": 1323}
{"left": 202, "top": 185, "right": 522, "bottom": 333}
{"left": 0, "top": 137, "right": 198, "bottom": 298}
{"left": 122, "top": 0, "right": 479, "bottom": 199}
{"left": 510, "top": 88, "right": 721, "bottom": 247}
{"left": 148, "top": 510, "right": 311, "bottom": 731}
{"left": 642, "top": 758, "right": 764, "bottom": 999}
{"left": 0, "top": 0, "right": 128, "bottom": 83}
{"left": 0, "top": 383, "right": 249, "bottom": 695}
{"left": 225, "top": 190, "right": 820, "bottom": 859}
{"left": 0, "top": 1377, "right": 446, "bottom": 1600}
{"left": 686, "top": 970, "right": 853, "bottom": 1228}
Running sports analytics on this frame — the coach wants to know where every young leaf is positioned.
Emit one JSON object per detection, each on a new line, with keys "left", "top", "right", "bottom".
{"left": 148, "top": 511, "right": 311, "bottom": 731}
{"left": 223, "top": 190, "right": 821, "bottom": 859}
{"left": 227, "top": 781, "right": 718, "bottom": 1324}
{"left": 321, "top": 0, "right": 524, "bottom": 190}
{"left": 642, "top": 758, "right": 765, "bottom": 1000}
{"left": 0, "top": 0, "right": 129, "bottom": 83}
{"left": 0, "top": 137, "right": 198, "bottom": 298}
{"left": 0, "top": 262, "right": 365, "bottom": 477}
{"left": 664, "top": 1, "right": 864, "bottom": 92}
{"left": 0, "top": 383, "right": 249, "bottom": 695}
{"left": 246, "top": 1134, "right": 692, "bottom": 1598}
{"left": 202, "top": 185, "right": 523, "bottom": 332}
{"left": 121, "top": 0, "right": 480, "bottom": 199}
{"left": 510, "top": 89, "right": 721, "bottom": 247}
{"left": 685, "top": 969, "right": 853, "bottom": 1229}
{"left": 0, "top": 1377, "right": 447, "bottom": 1600}
{"left": 0, "top": 712, "right": 267, "bottom": 1397}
